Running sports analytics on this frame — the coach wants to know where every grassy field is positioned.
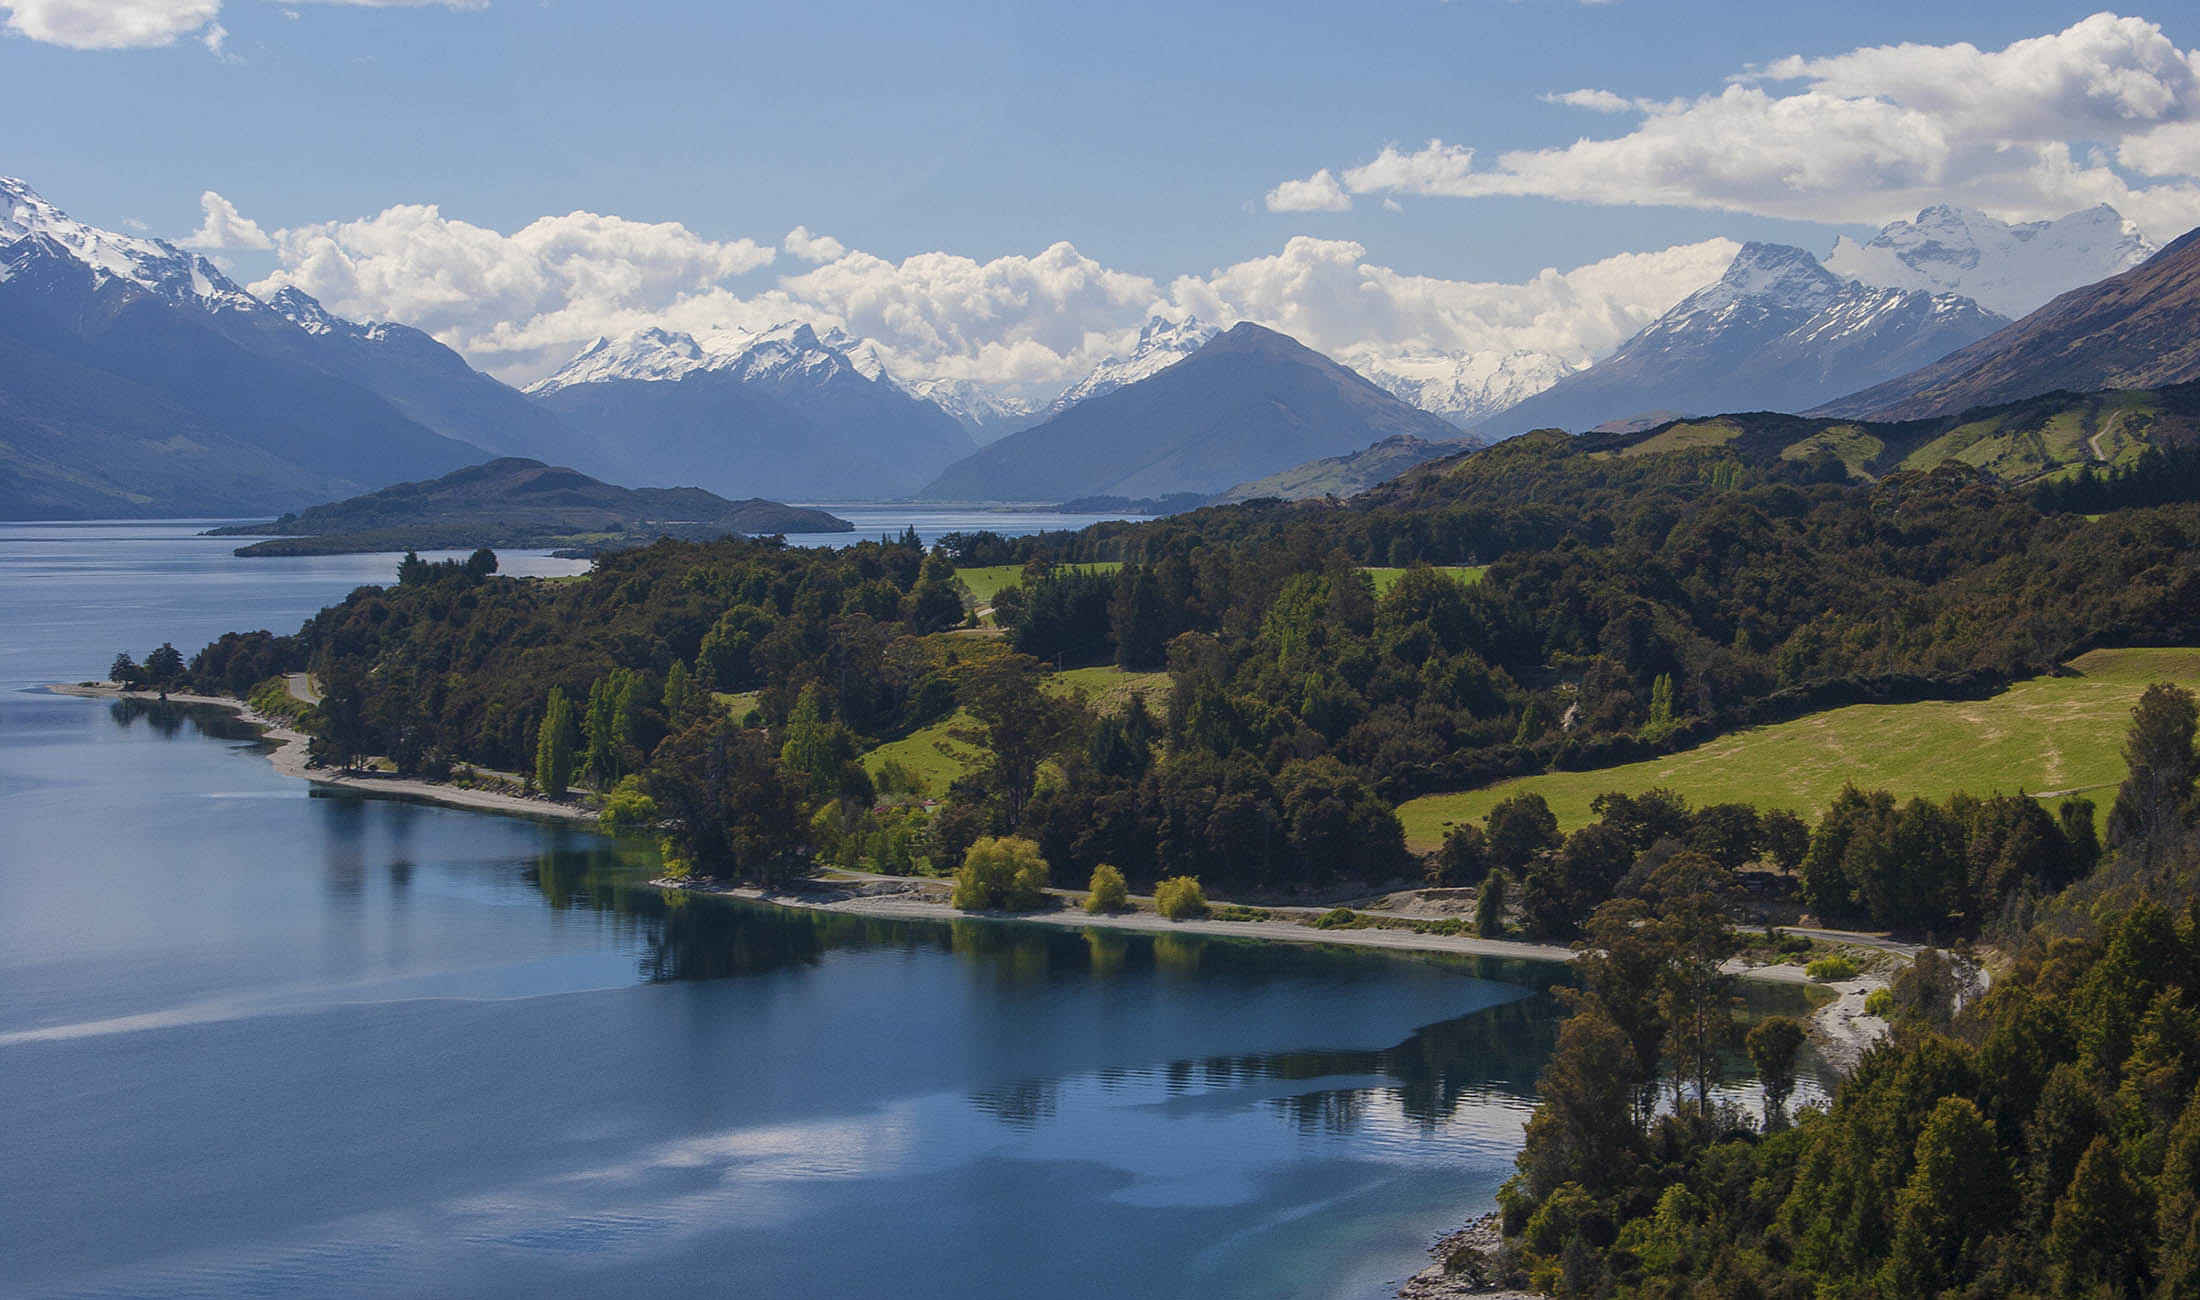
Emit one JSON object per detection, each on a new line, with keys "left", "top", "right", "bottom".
{"left": 1396, "top": 647, "right": 2200, "bottom": 850}
{"left": 955, "top": 563, "right": 1122, "bottom": 608}
{"left": 1044, "top": 665, "right": 1172, "bottom": 714}
{"left": 1363, "top": 565, "right": 1488, "bottom": 597}
{"left": 861, "top": 710, "right": 984, "bottom": 794}
{"left": 713, "top": 690, "right": 761, "bottom": 721}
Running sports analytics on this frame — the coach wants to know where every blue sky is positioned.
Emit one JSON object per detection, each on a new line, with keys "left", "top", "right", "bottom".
{"left": 7, "top": 2, "right": 2199, "bottom": 387}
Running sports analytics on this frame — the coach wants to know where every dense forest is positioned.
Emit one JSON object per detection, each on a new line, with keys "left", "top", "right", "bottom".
{"left": 167, "top": 431, "right": 2200, "bottom": 898}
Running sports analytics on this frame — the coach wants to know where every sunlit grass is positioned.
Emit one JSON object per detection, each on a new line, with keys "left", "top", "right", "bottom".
{"left": 1395, "top": 647, "right": 2200, "bottom": 850}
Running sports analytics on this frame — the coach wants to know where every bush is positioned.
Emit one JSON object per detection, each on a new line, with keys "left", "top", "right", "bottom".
{"left": 1311, "top": 907, "right": 1362, "bottom": 929}
{"left": 1864, "top": 987, "right": 1894, "bottom": 1017}
{"left": 1084, "top": 863, "right": 1129, "bottom": 913}
{"left": 1807, "top": 953, "right": 1861, "bottom": 981}
{"left": 599, "top": 775, "right": 659, "bottom": 835}
{"left": 951, "top": 835, "right": 1051, "bottom": 911}
{"left": 1154, "top": 875, "right": 1208, "bottom": 920}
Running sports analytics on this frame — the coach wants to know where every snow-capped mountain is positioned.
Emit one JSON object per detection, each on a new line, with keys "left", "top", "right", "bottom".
{"left": 1825, "top": 204, "right": 2156, "bottom": 320}
{"left": 905, "top": 376, "right": 1036, "bottom": 444}
{"left": 0, "top": 178, "right": 529, "bottom": 518}
{"left": 1350, "top": 349, "right": 1579, "bottom": 429}
{"left": 530, "top": 320, "right": 975, "bottom": 499}
{"left": 1043, "top": 316, "right": 1219, "bottom": 418}
{"left": 1483, "top": 242, "right": 2010, "bottom": 435}
{"left": 1, "top": 175, "right": 266, "bottom": 318}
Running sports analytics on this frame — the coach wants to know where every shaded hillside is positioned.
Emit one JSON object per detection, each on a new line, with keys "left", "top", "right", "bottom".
{"left": 212, "top": 458, "right": 850, "bottom": 555}
{"left": 919, "top": 323, "right": 1462, "bottom": 501}
{"left": 1212, "top": 433, "right": 1477, "bottom": 504}
{"left": 1823, "top": 225, "right": 2200, "bottom": 419}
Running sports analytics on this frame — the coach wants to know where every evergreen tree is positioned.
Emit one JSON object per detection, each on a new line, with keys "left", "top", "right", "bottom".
{"left": 2045, "top": 1136, "right": 2147, "bottom": 1295}
{"left": 662, "top": 660, "right": 697, "bottom": 724}
{"left": 1883, "top": 1097, "right": 2015, "bottom": 1298}
{"left": 534, "top": 687, "right": 575, "bottom": 799}
{"left": 2108, "top": 683, "right": 2198, "bottom": 867}
{"left": 906, "top": 552, "right": 967, "bottom": 634}
{"left": 109, "top": 652, "right": 141, "bottom": 687}
{"left": 143, "top": 642, "right": 185, "bottom": 697}
{"left": 1111, "top": 563, "right": 1169, "bottom": 670}
{"left": 1746, "top": 1016, "right": 1806, "bottom": 1126}
{"left": 1476, "top": 869, "right": 1509, "bottom": 938}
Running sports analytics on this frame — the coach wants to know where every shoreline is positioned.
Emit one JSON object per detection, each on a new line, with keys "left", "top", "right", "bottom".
{"left": 43, "top": 682, "right": 597, "bottom": 825}
{"left": 45, "top": 678, "right": 1899, "bottom": 1056}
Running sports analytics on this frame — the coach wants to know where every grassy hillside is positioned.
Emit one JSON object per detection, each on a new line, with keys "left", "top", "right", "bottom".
{"left": 860, "top": 711, "right": 984, "bottom": 794}
{"left": 1363, "top": 564, "right": 1487, "bottom": 597}
{"left": 1396, "top": 646, "right": 2200, "bottom": 849}
{"left": 955, "top": 562, "right": 1121, "bottom": 608}
{"left": 1044, "top": 665, "right": 1172, "bottom": 714}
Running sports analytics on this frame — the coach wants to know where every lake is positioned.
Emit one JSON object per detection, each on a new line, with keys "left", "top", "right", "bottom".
{"left": 0, "top": 519, "right": 1756, "bottom": 1298}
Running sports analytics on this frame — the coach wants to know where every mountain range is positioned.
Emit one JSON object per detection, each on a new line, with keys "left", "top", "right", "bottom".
{"left": 918, "top": 323, "right": 1466, "bottom": 500}
{"left": 1818, "top": 227, "right": 2200, "bottom": 421}
{"left": 1479, "top": 242, "right": 2011, "bottom": 435}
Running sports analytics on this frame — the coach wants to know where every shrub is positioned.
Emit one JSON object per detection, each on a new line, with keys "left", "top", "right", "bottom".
{"left": 1084, "top": 863, "right": 1129, "bottom": 913}
{"left": 1154, "top": 875, "right": 1208, "bottom": 920}
{"left": 1864, "top": 987, "right": 1894, "bottom": 1017}
{"left": 1807, "top": 953, "right": 1861, "bottom": 982}
{"left": 599, "top": 775, "right": 659, "bottom": 835}
{"left": 1311, "top": 907, "right": 1362, "bottom": 929}
{"left": 951, "top": 835, "right": 1051, "bottom": 911}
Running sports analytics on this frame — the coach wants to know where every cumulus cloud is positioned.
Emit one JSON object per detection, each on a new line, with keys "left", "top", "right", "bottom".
{"left": 782, "top": 226, "right": 847, "bottom": 263}
{"left": 249, "top": 187, "right": 1737, "bottom": 392}
{"left": 1265, "top": 169, "right": 1353, "bottom": 213}
{"left": 178, "top": 190, "right": 271, "bottom": 250}
{"left": 1287, "top": 13, "right": 2200, "bottom": 240}
{"left": 1, "top": 0, "right": 219, "bottom": 48}
{"left": 252, "top": 206, "right": 776, "bottom": 378}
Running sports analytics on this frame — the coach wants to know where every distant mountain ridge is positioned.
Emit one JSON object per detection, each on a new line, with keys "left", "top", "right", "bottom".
{"left": 212, "top": 457, "right": 850, "bottom": 556}
{"left": 1818, "top": 225, "right": 2200, "bottom": 422}
{"left": 918, "top": 322, "right": 1465, "bottom": 501}
{"left": 1041, "top": 316, "right": 1220, "bottom": 418}
{"left": 1824, "top": 203, "right": 2155, "bottom": 319}
{"left": 1481, "top": 242, "right": 2009, "bottom": 435}
{"left": 1211, "top": 433, "right": 1479, "bottom": 504}
{"left": 531, "top": 321, "right": 975, "bottom": 499}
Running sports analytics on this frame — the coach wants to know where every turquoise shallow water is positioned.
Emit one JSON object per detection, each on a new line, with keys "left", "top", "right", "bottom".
{"left": 0, "top": 520, "right": 1562, "bottom": 1298}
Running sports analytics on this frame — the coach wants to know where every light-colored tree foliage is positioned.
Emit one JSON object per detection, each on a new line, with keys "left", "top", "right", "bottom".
{"left": 1085, "top": 863, "right": 1129, "bottom": 913}
{"left": 534, "top": 686, "right": 575, "bottom": 798}
{"left": 950, "top": 835, "right": 1050, "bottom": 911}
{"left": 1154, "top": 875, "right": 1207, "bottom": 920}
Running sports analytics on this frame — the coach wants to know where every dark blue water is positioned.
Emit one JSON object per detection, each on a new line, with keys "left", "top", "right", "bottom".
{"left": 0, "top": 520, "right": 1560, "bottom": 1299}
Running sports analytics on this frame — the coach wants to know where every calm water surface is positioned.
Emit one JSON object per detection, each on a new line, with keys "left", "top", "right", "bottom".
{"left": 2, "top": 518, "right": 1566, "bottom": 1299}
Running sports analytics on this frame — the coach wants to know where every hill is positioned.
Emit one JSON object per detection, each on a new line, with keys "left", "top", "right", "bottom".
{"left": 1212, "top": 433, "right": 1478, "bottom": 504}
{"left": 1482, "top": 242, "right": 2007, "bottom": 436}
{"left": 1396, "top": 645, "right": 2200, "bottom": 848}
{"left": 1822, "top": 224, "right": 2200, "bottom": 420}
{"left": 211, "top": 457, "right": 850, "bottom": 556}
{"left": 918, "top": 323, "right": 1463, "bottom": 501}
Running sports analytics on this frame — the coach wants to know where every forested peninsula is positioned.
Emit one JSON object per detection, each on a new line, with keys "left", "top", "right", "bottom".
{"left": 144, "top": 423, "right": 2200, "bottom": 1299}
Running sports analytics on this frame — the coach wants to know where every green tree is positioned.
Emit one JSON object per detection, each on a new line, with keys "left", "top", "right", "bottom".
{"left": 646, "top": 716, "right": 804, "bottom": 884}
{"left": 1882, "top": 1096, "right": 2015, "bottom": 1297}
{"left": 583, "top": 669, "right": 645, "bottom": 789}
{"left": 1476, "top": 869, "right": 1509, "bottom": 938}
{"left": 1647, "top": 853, "right": 1737, "bottom": 1120}
{"left": 2107, "top": 682, "right": 2198, "bottom": 867}
{"left": 1487, "top": 792, "right": 1561, "bottom": 874}
{"left": 2045, "top": 1135, "right": 2147, "bottom": 1295}
{"left": 1154, "top": 875, "right": 1207, "bottom": 919}
{"left": 951, "top": 835, "right": 1050, "bottom": 911}
{"left": 779, "top": 683, "right": 845, "bottom": 803}
{"left": 1111, "top": 563, "right": 1169, "bottom": 670}
{"left": 598, "top": 774, "right": 658, "bottom": 834}
{"left": 1517, "top": 1009, "right": 1642, "bottom": 1199}
{"left": 109, "top": 652, "right": 142, "bottom": 687}
{"left": 534, "top": 686, "right": 576, "bottom": 798}
{"left": 1084, "top": 863, "right": 1129, "bottom": 913}
{"left": 662, "top": 660, "right": 698, "bottom": 724}
{"left": 963, "top": 654, "right": 1079, "bottom": 821}
{"left": 1433, "top": 821, "right": 1491, "bottom": 887}
{"left": 143, "top": 642, "right": 185, "bottom": 697}
{"left": 1746, "top": 1015, "right": 1807, "bottom": 1126}
{"left": 906, "top": 551, "right": 967, "bottom": 634}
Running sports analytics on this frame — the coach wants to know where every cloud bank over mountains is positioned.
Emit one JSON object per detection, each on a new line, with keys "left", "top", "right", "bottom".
{"left": 236, "top": 198, "right": 1737, "bottom": 391}
{"left": 1269, "top": 13, "right": 2200, "bottom": 241}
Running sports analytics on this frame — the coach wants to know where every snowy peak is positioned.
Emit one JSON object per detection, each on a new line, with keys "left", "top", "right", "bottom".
{"left": 267, "top": 286, "right": 348, "bottom": 336}
{"left": 907, "top": 376, "right": 1036, "bottom": 443}
{"left": 1044, "top": 314, "right": 1220, "bottom": 417}
{"left": 1825, "top": 204, "right": 2156, "bottom": 319}
{"left": 0, "top": 175, "right": 259, "bottom": 316}
{"left": 526, "top": 327, "right": 711, "bottom": 394}
{"left": 1351, "top": 349, "right": 1578, "bottom": 427}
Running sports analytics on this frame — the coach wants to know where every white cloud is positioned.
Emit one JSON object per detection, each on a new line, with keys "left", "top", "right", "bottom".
{"left": 1, "top": 0, "right": 219, "bottom": 48}
{"left": 179, "top": 190, "right": 270, "bottom": 249}
{"left": 252, "top": 205, "right": 776, "bottom": 378}
{"left": 782, "top": 226, "right": 846, "bottom": 263}
{"left": 1264, "top": 168, "right": 1353, "bottom": 213}
{"left": 1, "top": 0, "right": 476, "bottom": 48}
{"left": 1290, "top": 13, "right": 2200, "bottom": 240}
{"left": 1542, "top": 88, "right": 1636, "bottom": 113}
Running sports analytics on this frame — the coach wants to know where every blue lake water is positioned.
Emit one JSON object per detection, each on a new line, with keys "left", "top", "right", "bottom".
{"left": 0, "top": 519, "right": 1564, "bottom": 1299}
